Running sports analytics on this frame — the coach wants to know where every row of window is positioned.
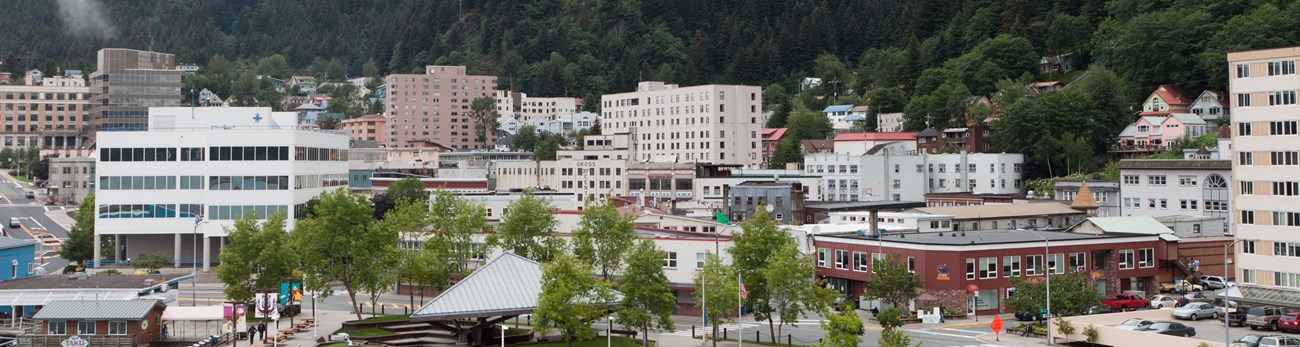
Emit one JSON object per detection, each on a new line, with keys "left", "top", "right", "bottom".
{"left": 99, "top": 176, "right": 183, "bottom": 190}
{"left": 207, "top": 205, "right": 289, "bottom": 220}
{"left": 294, "top": 146, "right": 349, "bottom": 161}
{"left": 2, "top": 92, "right": 90, "bottom": 100}
{"left": 97, "top": 204, "right": 201, "bottom": 219}
{"left": 1235, "top": 90, "right": 1299, "bottom": 107}
{"left": 662, "top": 251, "right": 712, "bottom": 269}
{"left": 208, "top": 176, "right": 290, "bottom": 191}
{"left": 209, "top": 146, "right": 288, "bottom": 161}
{"left": 47, "top": 320, "right": 128, "bottom": 335}
{"left": 294, "top": 174, "right": 349, "bottom": 189}
{"left": 1236, "top": 60, "right": 1297, "bottom": 78}
{"left": 100, "top": 147, "right": 180, "bottom": 162}
{"left": 1239, "top": 210, "right": 1300, "bottom": 226}
{"left": 1275, "top": 242, "right": 1300, "bottom": 257}
{"left": 1236, "top": 151, "right": 1300, "bottom": 166}
{"left": 814, "top": 249, "right": 907, "bottom": 273}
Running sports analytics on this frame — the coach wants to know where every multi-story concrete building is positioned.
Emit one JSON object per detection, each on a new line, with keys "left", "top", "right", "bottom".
{"left": 1228, "top": 46, "right": 1300, "bottom": 308}
{"left": 805, "top": 145, "right": 1025, "bottom": 202}
{"left": 1054, "top": 180, "right": 1121, "bottom": 217}
{"left": 695, "top": 166, "right": 821, "bottom": 203}
{"left": 88, "top": 49, "right": 182, "bottom": 137}
{"left": 384, "top": 66, "right": 498, "bottom": 150}
{"left": 47, "top": 155, "right": 96, "bottom": 205}
{"left": 340, "top": 114, "right": 387, "bottom": 146}
{"left": 493, "top": 90, "right": 581, "bottom": 124}
{"left": 722, "top": 181, "right": 806, "bottom": 225}
{"left": 0, "top": 76, "right": 89, "bottom": 149}
{"left": 600, "top": 81, "right": 763, "bottom": 167}
{"left": 93, "top": 107, "right": 349, "bottom": 271}
{"left": 876, "top": 112, "right": 905, "bottom": 133}
{"left": 1117, "top": 159, "right": 1232, "bottom": 232}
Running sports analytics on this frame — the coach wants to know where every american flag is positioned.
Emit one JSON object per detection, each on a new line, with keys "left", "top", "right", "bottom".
{"left": 739, "top": 280, "right": 748, "bottom": 299}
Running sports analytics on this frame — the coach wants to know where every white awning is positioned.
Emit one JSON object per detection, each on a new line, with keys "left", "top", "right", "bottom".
{"left": 162, "top": 305, "right": 226, "bottom": 321}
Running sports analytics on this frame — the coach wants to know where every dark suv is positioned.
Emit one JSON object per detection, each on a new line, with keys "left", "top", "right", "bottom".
{"left": 1224, "top": 306, "right": 1255, "bottom": 327}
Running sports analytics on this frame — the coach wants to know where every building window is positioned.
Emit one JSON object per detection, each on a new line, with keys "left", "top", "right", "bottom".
{"left": 662, "top": 252, "right": 677, "bottom": 268}
{"left": 1048, "top": 253, "right": 1064, "bottom": 274}
{"left": 1275, "top": 272, "right": 1300, "bottom": 288}
{"left": 966, "top": 258, "right": 976, "bottom": 280}
{"left": 1002, "top": 256, "right": 1021, "bottom": 278}
{"left": 1273, "top": 211, "right": 1300, "bottom": 226}
{"left": 1237, "top": 63, "right": 1250, "bottom": 78}
{"left": 1269, "top": 90, "right": 1299, "bottom": 106}
{"left": 1123, "top": 175, "right": 1139, "bottom": 185}
{"left": 108, "top": 321, "right": 127, "bottom": 335}
{"left": 1147, "top": 175, "right": 1166, "bottom": 185}
{"left": 817, "top": 248, "right": 829, "bottom": 267}
{"left": 1239, "top": 122, "right": 1253, "bottom": 136}
{"left": 1025, "top": 255, "right": 1043, "bottom": 276}
{"left": 1240, "top": 152, "right": 1254, "bottom": 165}
{"left": 77, "top": 321, "right": 95, "bottom": 335}
{"left": 979, "top": 257, "right": 997, "bottom": 279}
{"left": 1178, "top": 175, "right": 1198, "bottom": 187}
{"left": 1271, "top": 121, "right": 1298, "bottom": 135}
{"left": 1138, "top": 248, "right": 1155, "bottom": 268}
{"left": 907, "top": 257, "right": 916, "bottom": 273}
{"left": 1118, "top": 250, "right": 1134, "bottom": 270}
{"left": 696, "top": 252, "right": 706, "bottom": 268}
{"left": 1237, "top": 93, "right": 1251, "bottom": 107}
{"left": 834, "top": 250, "right": 848, "bottom": 269}
{"left": 852, "top": 252, "right": 868, "bottom": 272}
{"left": 1268, "top": 60, "right": 1297, "bottom": 76}
{"left": 1069, "top": 252, "right": 1086, "bottom": 272}
{"left": 1273, "top": 242, "right": 1299, "bottom": 257}
{"left": 1274, "top": 182, "right": 1300, "bottom": 196}
{"left": 48, "top": 321, "right": 66, "bottom": 335}
{"left": 1242, "top": 210, "right": 1255, "bottom": 224}
{"left": 1271, "top": 151, "right": 1299, "bottom": 165}
{"left": 1241, "top": 181, "right": 1255, "bottom": 195}
{"left": 1243, "top": 240, "right": 1256, "bottom": 254}
{"left": 1243, "top": 269, "right": 1256, "bottom": 284}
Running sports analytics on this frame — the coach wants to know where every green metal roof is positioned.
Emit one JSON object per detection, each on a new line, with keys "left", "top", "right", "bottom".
{"left": 1083, "top": 216, "right": 1178, "bottom": 240}
{"left": 33, "top": 300, "right": 162, "bottom": 320}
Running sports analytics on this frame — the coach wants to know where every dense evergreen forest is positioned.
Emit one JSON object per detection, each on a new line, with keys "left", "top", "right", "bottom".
{"left": 3, "top": 0, "right": 1300, "bottom": 176}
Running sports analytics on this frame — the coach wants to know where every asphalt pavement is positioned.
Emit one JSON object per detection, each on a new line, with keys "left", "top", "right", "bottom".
{"left": 0, "top": 173, "right": 70, "bottom": 274}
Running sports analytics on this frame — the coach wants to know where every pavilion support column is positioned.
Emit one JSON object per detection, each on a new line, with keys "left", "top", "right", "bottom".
{"left": 174, "top": 231, "right": 182, "bottom": 268}
{"left": 203, "top": 236, "right": 212, "bottom": 272}
{"left": 93, "top": 234, "right": 102, "bottom": 270}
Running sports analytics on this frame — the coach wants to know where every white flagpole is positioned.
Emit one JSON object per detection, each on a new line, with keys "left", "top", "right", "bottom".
{"left": 738, "top": 273, "right": 743, "bottom": 347}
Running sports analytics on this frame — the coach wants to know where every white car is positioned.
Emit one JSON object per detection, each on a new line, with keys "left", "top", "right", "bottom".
{"left": 1150, "top": 295, "right": 1179, "bottom": 309}
{"left": 1200, "top": 275, "right": 1235, "bottom": 290}
{"left": 1115, "top": 318, "right": 1155, "bottom": 330}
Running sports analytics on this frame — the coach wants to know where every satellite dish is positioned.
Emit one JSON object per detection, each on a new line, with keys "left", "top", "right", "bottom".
{"left": 765, "top": 204, "right": 775, "bottom": 213}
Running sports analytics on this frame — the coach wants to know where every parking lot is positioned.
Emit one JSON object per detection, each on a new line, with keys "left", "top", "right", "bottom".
{"left": 1135, "top": 307, "right": 1299, "bottom": 344}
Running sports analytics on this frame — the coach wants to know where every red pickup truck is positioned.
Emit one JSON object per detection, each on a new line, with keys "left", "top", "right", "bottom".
{"left": 1101, "top": 294, "right": 1150, "bottom": 311}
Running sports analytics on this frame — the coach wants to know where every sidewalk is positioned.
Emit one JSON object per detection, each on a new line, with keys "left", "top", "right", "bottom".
{"left": 44, "top": 207, "right": 74, "bottom": 231}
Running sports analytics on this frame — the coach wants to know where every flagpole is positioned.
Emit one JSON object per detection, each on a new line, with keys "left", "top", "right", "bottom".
{"left": 738, "top": 273, "right": 743, "bottom": 347}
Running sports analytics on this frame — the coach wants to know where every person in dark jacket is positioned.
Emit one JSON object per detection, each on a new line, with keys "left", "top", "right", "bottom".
{"left": 257, "top": 322, "right": 267, "bottom": 341}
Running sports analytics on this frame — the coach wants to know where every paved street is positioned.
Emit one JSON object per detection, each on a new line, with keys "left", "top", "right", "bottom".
{"left": 0, "top": 173, "right": 70, "bottom": 274}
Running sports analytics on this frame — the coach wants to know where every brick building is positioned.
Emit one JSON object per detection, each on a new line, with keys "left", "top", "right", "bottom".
{"left": 813, "top": 229, "right": 1159, "bottom": 315}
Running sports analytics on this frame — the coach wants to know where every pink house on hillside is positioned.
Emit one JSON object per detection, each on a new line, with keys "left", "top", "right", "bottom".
{"left": 1116, "top": 113, "right": 1207, "bottom": 148}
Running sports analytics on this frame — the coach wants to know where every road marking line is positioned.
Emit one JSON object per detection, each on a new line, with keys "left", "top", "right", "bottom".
{"left": 946, "top": 328, "right": 991, "bottom": 334}
{"left": 908, "top": 329, "right": 982, "bottom": 340}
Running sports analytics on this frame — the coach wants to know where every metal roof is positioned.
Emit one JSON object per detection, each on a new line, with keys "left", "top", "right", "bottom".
{"left": 33, "top": 299, "right": 163, "bottom": 320}
{"left": 410, "top": 253, "right": 622, "bottom": 321}
{"left": 1233, "top": 285, "right": 1300, "bottom": 309}
{"left": 822, "top": 229, "right": 1146, "bottom": 246}
{"left": 0, "top": 289, "right": 141, "bottom": 307}
{"left": 822, "top": 105, "right": 853, "bottom": 113}
{"left": 0, "top": 237, "right": 37, "bottom": 250}
{"left": 913, "top": 202, "right": 1083, "bottom": 219}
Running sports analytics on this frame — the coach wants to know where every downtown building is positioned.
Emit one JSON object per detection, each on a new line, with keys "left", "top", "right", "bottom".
{"left": 1228, "top": 46, "right": 1300, "bottom": 308}
{"left": 88, "top": 49, "right": 183, "bottom": 140}
{"left": 384, "top": 66, "right": 498, "bottom": 150}
{"left": 804, "top": 143, "right": 1025, "bottom": 202}
{"left": 600, "top": 81, "right": 763, "bottom": 167}
{"left": 93, "top": 107, "right": 349, "bottom": 271}
{"left": 0, "top": 72, "right": 90, "bottom": 149}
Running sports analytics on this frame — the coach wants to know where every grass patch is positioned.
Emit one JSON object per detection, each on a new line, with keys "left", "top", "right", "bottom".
{"left": 692, "top": 335, "right": 808, "bottom": 347}
{"left": 528, "top": 336, "right": 650, "bottom": 347}
{"left": 347, "top": 328, "right": 393, "bottom": 338}
{"left": 357, "top": 314, "right": 410, "bottom": 323}
{"left": 321, "top": 343, "right": 347, "bottom": 347}
{"left": 505, "top": 327, "right": 530, "bottom": 335}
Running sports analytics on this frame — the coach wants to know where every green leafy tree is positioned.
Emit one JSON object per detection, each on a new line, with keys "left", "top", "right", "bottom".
{"left": 382, "top": 198, "right": 434, "bottom": 308}
{"left": 1094, "top": 9, "right": 1216, "bottom": 95}
{"left": 1046, "top": 15, "right": 1094, "bottom": 56}
{"left": 134, "top": 252, "right": 171, "bottom": 273}
{"left": 487, "top": 190, "right": 562, "bottom": 262}
{"left": 815, "top": 309, "right": 865, "bottom": 347}
{"left": 814, "top": 53, "right": 850, "bottom": 98}
{"left": 428, "top": 190, "right": 487, "bottom": 271}
{"left": 536, "top": 255, "right": 613, "bottom": 347}
{"left": 616, "top": 240, "right": 676, "bottom": 347}
{"left": 867, "top": 87, "right": 907, "bottom": 129}
{"left": 373, "top": 176, "right": 428, "bottom": 219}
{"left": 694, "top": 253, "right": 738, "bottom": 346}
{"left": 293, "top": 188, "right": 397, "bottom": 320}
{"left": 217, "top": 212, "right": 295, "bottom": 303}
{"left": 1056, "top": 317, "right": 1077, "bottom": 343}
{"left": 862, "top": 254, "right": 923, "bottom": 309}
{"left": 878, "top": 326, "right": 917, "bottom": 347}
{"left": 730, "top": 207, "right": 797, "bottom": 340}
{"left": 361, "top": 58, "right": 380, "bottom": 78}
{"left": 769, "top": 136, "right": 804, "bottom": 169}
{"left": 762, "top": 241, "right": 836, "bottom": 343}
{"left": 572, "top": 197, "right": 637, "bottom": 280}
{"left": 1083, "top": 324, "right": 1100, "bottom": 346}
{"left": 60, "top": 194, "right": 95, "bottom": 265}
{"left": 1007, "top": 271, "right": 1104, "bottom": 317}
{"left": 785, "top": 105, "right": 834, "bottom": 141}
{"left": 469, "top": 96, "right": 499, "bottom": 148}
{"left": 535, "top": 135, "right": 560, "bottom": 161}
{"left": 511, "top": 125, "right": 540, "bottom": 152}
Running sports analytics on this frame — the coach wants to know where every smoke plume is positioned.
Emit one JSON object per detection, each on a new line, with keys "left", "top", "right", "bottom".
{"left": 56, "top": 0, "right": 118, "bottom": 41}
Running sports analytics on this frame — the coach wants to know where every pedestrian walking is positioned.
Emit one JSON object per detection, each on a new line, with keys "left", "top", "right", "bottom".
{"left": 258, "top": 322, "right": 267, "bottom": 341}
{"left": 248, "top": 326, "right": 256, "bottom": 343}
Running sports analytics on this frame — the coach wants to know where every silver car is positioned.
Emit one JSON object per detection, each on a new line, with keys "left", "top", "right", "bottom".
{"left": 1173, "top": 302, "right": 1220, "bottom": 320}
{"left": 1116, "top": 318, "right": 1155, "bottom": 330}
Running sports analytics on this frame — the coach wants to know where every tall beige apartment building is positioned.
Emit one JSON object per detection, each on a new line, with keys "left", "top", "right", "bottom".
{"left": 384, "top": 66, "right": 498, "bottom": 150}
{"left": 1228, "top": 46, "right": 1300, "bottom": 303}
{"left": 0, "top": 76, "right": 90, "bottom": 149}
{"left": 88, "top": 48, "right": 182, "bottom": 138}
{"left": 600, "top": 81, "right": 763, "bottom": 167}
{"left": 494, "top": 90, "right": 580, "bottom": 123}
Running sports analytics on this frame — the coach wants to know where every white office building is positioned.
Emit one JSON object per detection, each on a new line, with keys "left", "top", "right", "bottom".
{"left": 1116, "top": 159, "right": 1232, "bottom": 231}
{"left": 600, "top": 81, "right": 763, "bottom": 167}
{"left": 93, "top": 107, "right": 349, "bottom": 271}
{"left": 804, "top": 144, "right": 1024, "bottom": 202}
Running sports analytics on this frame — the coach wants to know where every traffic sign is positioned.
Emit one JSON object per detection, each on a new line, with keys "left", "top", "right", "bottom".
{"left": 1038, "top": 308, "right": 1048, "bottom": 314}
{"left": 991, "top": 315, "right": 1004, "bottom": 342}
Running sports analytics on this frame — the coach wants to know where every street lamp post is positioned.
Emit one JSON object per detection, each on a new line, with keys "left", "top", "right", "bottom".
{"left": 1224, "top": 239, "right": 1253, "bottom": 347}
{"left": 1029, "top": 231, "right": 1051, "bottom": 345}
{"left": 193, "top": 214, "right": 208, "bottom": 306}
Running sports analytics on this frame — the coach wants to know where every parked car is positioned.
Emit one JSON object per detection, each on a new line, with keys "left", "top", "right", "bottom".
{"left": 1201, "top": 275, "right": 1235, "bottom": 289}
{"left": 1115, "top": 318, "right": 1155, "bottom": 330}
{"left": 1173, "top": 302, "right": 1220, "bottom": 320}
{"left": 1259, "top": 336, "right": 1300, "bottom": 347}
{"left": 1224, "top": 306, "right": 1256, "bottom": 327}
{"left": 1184, "top": 291, "right": 1214, "bottom": 304}
{"left": 1150, "top": 295, "right": 1179, "bottom": 309}
{"left": 23, "top": 191, "right": 34, "bottom": 199}
{"left": 1137, "top": 321, "right": 1196, "bottom": 337}
{"left": 1248, "top": 306, "right": 1290, "bottom": 331}
{"left": 1161, "top": 280, "right": 1205, "bottom": 293}
{"left": 1280, "top": 313, "right": 1300, "bottom": 333}
{"left": 1236, "top": 335, "right": 1267, "bottom": 347}
{"left": 1102, "top": 293, "right": 1150, "bottom": 311}
{"left": 7, "top": 217, "right": 18, "bottom": 228}
{"left": 1015, "top": 311, "right": 1045, "bottom": 321}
